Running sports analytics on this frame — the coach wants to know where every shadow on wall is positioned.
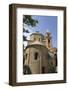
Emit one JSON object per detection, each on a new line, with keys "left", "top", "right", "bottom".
{"left": 23, "top": 65, "right": 32, "bottom": 74}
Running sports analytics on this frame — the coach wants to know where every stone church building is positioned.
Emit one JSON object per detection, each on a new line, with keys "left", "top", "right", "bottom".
{"left": 23, "top": 31, "right": 57, "bottom": 74}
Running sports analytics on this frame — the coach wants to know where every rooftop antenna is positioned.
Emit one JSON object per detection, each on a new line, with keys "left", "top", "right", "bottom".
{"left": 45, "top": 29, "right": 51, "bottom": 37}
{"left": 46, "top": 29, "right": 50, "bottom": 33}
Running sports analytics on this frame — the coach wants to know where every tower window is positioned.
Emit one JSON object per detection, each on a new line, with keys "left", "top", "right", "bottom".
{"left": 42, "top": 67, "right": 45, "bottom": 73}
{"left": 25, "top": 53, "right": 27, "bottom": 59}
{"left": 34, "top": 52, "right": 38, "bottom": 60}
{"left": 48, "top": 39, "right": 50, "bottom": 43}
{"left": 39, "top": 38, "right": 40, "bottom": 41}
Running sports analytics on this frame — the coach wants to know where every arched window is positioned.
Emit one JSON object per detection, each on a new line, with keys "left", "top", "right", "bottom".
{"left": 34, "top": 52, "right": 38, "bottom": 60}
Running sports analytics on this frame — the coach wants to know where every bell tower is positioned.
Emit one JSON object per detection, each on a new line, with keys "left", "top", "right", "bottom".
{"left": 44, "top": 32, "right": 52, "bottom": 49}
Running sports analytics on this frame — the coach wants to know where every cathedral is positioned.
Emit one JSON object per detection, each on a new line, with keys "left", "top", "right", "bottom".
{"left": 23, "top": 31, "right": 57, "bottom": 74}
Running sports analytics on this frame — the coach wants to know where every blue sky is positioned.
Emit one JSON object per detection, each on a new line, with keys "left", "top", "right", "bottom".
{"left": 24, "top": 15, "right": 57, "bottom": 48}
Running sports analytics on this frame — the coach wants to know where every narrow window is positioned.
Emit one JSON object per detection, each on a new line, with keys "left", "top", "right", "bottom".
{"left": 34, "top": 38, "right": 36, "bottom": 41}
{"left": 39, "top": 38, "right": 40, "bottom": 41}
{"left": 42, "top": 67, "right": 45, "bottom": 73}
{"left": 26, "top": 53, "right": 27, "bottom": 59}
{"left": 48, "top": 39, "right": 50, "bottom": 43}
{"left": 34, "top": 52, "right": 38, "bottom": 60}
{"left": 55, "top": 54, "right": 57, "bottom": 66}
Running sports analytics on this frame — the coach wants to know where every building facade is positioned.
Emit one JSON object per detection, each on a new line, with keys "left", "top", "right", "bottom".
{"left": 23, "top": 31, "right": 57, "bottom": 74}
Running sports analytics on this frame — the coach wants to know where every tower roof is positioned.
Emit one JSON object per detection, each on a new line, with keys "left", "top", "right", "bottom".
{"left": 30, "top": 32, "right": 44, "bottom": 37}
{"left": 31, "top": 41, "right": 44, "bottom": 46}
{"left": 24, "top": 44, "right": 47, "bottom": 51}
